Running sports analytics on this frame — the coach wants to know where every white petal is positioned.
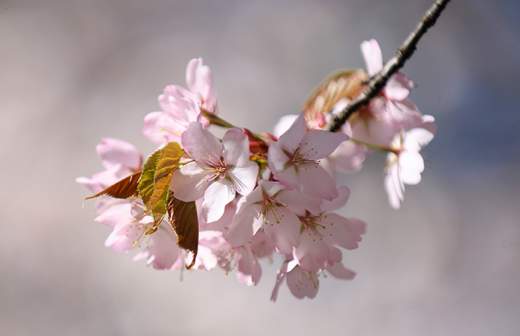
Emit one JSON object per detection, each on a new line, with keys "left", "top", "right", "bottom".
{"left": 399, "top": 151, "right": 424, "bottom": 185}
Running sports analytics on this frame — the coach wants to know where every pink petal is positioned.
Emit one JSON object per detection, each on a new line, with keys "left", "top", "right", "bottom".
{"left": 326, "top": 262, "right": 356, "bottom": 280}
{"left": 361, "top": 39, "right": 383, "bottom": 76}
{"left": 105, "top": 218, "right": 145, "bottom": 253}
{"left": 171, "top": 162, "right": 211, "bottom": 201}
{"left": 159, "top": 85, "right": 198, "bottom": 116}
{"left": 267, "top": 142, "right": 290, "bottom": 172}
{"left": 222, "top": 128, "right": 250, "bottom": 166}
{"left": 299, "top": 130, "right": 348, "bottom": 160}
{"left": 321, "top": 185, "right": 351, "bottom": 212}
{"left": 385, "top": 74, "right": 411, "bottom": 101}
{"left": 404, "top": 128, "right": 434, "bottom": 150}
{"left": 265, "top": 207, "right": 301, "bottom": 255}
{"left": 201, "top": 179, "right": 236, "bottom": 223}
{"left": 272, "top": 166, "right": 299, "bottom": 190}
{"left": 94, "top": 202, "right": 134, "bottom": 228}
{"left": 225, "top": 204, "right": 260, "bottom": 247}
{"left": 295, "top": 229, "right": 329, "bottom": 272}
{"left": 143, "top": 111, "right": 185, "bottom": 145}
{"left": 399, "top": 151, "right": 424, "bottom": 185}
{"left": 384, "top": 162, "right": 404, "bottom": 209}
{"left": 186, "top": 58, "right": 216, "bottom": 111}
{"left": 141, "top": 225, "right": 181, "bottom": 270}
{"left": 273, "top": 114, "right": 299, "bottom": 138}
{"left": 297, "top": 164, "right": 338, "bottom": 201}
{"left": 278, "top": 113, "right": 306, "bottom": 153}
{"left": 181, "top": 122, "right": 223, "bottom": 166}
{"left": 228, "top": 162, "right": 259, "bottom": 196}
{"left": 329, "top": 140, "right": 367, "bottom": 173}
{"left": 236, "top": 246, "right": 262, "bottom": 286}
{"left": 286, "top": 266, "right": 319, "bottom": 299}
{"left": 97, "top": 138, "right": 141, "bottom": 170}
{"left": 270, "top": 260, "right": 289, "bottom": 302}
{"left": 276, "top": 189, "right": 322, "bottom": 216}
{"left": 320, "top": 213, "right": 366, "bottom": 250}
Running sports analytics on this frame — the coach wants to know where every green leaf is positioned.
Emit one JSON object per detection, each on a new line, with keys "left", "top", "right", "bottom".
{"left": 138, "top": 142, "right": 184, "bottom": 224}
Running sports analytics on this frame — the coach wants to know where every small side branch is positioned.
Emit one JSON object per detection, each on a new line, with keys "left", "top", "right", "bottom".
{"left": 328, "top": 0, "right": 451, "bottom": 132}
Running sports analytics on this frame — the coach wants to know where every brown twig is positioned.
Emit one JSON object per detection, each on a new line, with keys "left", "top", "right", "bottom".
{"left": 328, "top": 0, "right": 451, "bottom": 132}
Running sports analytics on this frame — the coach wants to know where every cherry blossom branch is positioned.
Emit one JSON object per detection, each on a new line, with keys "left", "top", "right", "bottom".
{"left": 328, "top": 0, "right": 451, "bottom": 132}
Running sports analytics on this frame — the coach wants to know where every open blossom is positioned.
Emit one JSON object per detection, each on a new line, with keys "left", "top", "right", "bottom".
{"left": 225, "top": 181, "right": 316, "bottom": 255}
{"left": 349, "top": 39, "right": 423, "bottom": 146}
{"left": 270, "top": 258, "right": 356, "bottom": 301}
{"left": 172, "top": 123, "right": 259, "bottom": 223}
{"left": 76, "top": 138, "right": 142, "bottom": 193}
{"left": 268, "top": 114, "right": 347, "bottom": 200}
{"left": 385, "top": 116, "right": 436, "bottom": 209}
{"left": 294, "top": 208, "right": 366, "bottom": 272}
{"left": 143, "top": 58, "right": 217, "bottom": 145}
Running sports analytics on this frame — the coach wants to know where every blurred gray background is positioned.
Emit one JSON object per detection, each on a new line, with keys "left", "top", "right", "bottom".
{"left": 1, "top": 0, "right": 519, "bottom": 335}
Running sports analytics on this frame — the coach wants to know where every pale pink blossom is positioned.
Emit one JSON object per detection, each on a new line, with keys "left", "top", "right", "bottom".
{"left": 172, "top": 123, "right": 259, "bottom": 223}
{"left": 76, "top": 138, "right": 142, "bottom": 193}
{"left": 351, "top": 39, "right": 424, "bottom": 146}
{"left": 270, "top": 258, "right": 356, "bottom": 301}
{"left": 186, "top": 58, "right": 217, "bottom": 112}
{"left": 295, "top": 212, "right": 365, "bottom": 272}
{"left": 385, "top": 116, "right": 436, "bottom": 209}
{"left": 225, "top": 181, "right": 314, "bottom": 255}
{"left": 143, "top": 58, "right": 217, "bottom": 145}
{"left": 96, "top": 202, "right": 147, "bottom": 253}
{"left": 268, "top": 114, "right": 347, "bottom": 200}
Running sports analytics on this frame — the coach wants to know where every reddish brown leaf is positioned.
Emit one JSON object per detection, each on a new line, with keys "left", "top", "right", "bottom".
{"left": 167, "top": 196, "right": 199, "bottom": 269}
{"left": 85, "top": 171, "right": 141, "bottom": 200}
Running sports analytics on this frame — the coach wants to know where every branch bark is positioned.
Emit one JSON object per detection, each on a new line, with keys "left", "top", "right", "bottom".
{"left": 328, "top": 0, "right": 451, "bottom": 132}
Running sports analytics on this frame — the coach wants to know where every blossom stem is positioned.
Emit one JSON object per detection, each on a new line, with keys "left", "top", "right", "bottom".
{"left": 201, "top": 109, "right": 269, "bottom": 144}
{"left": 328, "top": 0, "right": 451, "bottom": 132}
{"left": 350, "top": 138, "right": 399, "bottom": 155}
{"left": 202, "top": 110, "right": 237, "bottom": 129}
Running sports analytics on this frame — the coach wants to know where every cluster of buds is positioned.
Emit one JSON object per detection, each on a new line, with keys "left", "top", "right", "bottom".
{"left": 78, "top": 40, "right": 436, "bottom": 300}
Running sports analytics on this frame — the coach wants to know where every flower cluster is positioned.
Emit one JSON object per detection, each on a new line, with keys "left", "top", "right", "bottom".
{"left": 78, "top": 40, "right": 435, "bottom": 300}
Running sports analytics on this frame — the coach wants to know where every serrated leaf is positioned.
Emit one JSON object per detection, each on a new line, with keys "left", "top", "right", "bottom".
{"left": 303, "top": 69, "right": 367, "bottom": 124}
{"left": 167, "top": 196, "right": 199, "bottom": 269}
{"left": 138, "top": 142, "right": 184, "bottom": 224}
{"left": 85, "top": 171, "right": 141, "bottom": 200}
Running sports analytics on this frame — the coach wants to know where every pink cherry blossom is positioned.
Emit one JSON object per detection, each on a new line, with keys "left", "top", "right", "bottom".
{"left": 270, "top": 258, "right": 356, "bottom": 301}
{"left": 172, "top": 123, "right": 259, "bottom": 223}
{"left": 268, "top": 114, "right": 347, "bottom": 200}
{"left": 186, "top": 58, "right": 217, "bottom": 112}
{"left": 351, "top": 39, "right": 424, "bottom": 146}
{"left": 76, "top": 138, "right": 142, "bottom": 193}
{"left": 384, "top": 116, "right": 436, "bottom": 209}
{"left": 143, "top": 58, "right": 217, "bottom": 145}
{"left": 225, "top": 181, "right": 311, "bottom": 255}
{"left": 295, "top": 211, "right": 366, "bottom": 272}
{"left": 96, "top": 202, "right": 147, "bottom": 253}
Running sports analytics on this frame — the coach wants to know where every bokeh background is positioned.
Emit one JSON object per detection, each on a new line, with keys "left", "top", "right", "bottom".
{"left": 1, "top": 0, "right": 519, "bottom": 335}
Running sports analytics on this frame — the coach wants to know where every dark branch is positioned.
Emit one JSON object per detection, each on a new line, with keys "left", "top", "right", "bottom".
{"left": 328, "top": 0, "right": 451, "bottom": 132}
